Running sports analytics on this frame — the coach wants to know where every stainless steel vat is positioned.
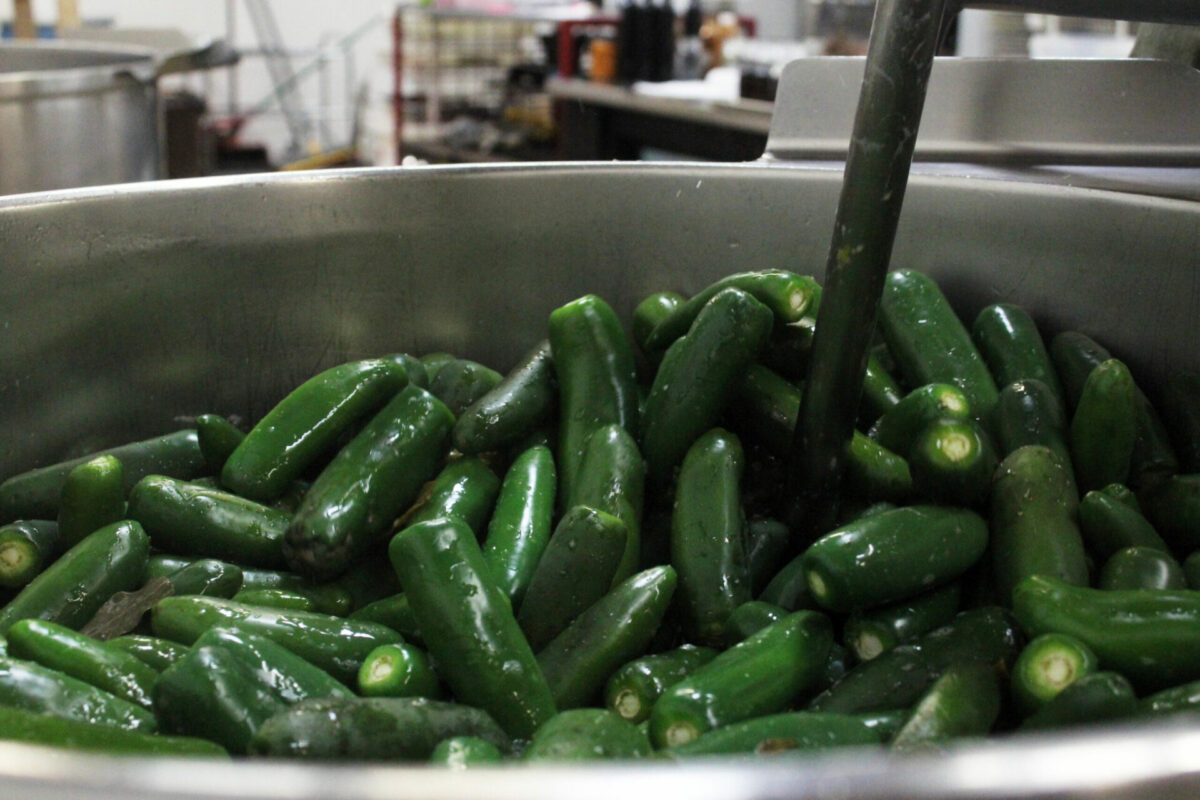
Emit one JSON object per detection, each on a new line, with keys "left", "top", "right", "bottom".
{"left": 0, "top": 40, "right": 235, "bottom": 195}
{"left": 0, "top": 160, "right": 1198, "bottom": 797}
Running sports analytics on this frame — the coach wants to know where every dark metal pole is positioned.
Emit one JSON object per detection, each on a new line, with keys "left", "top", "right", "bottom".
{"left": 785, "top": 0, "right": 948, "bottom": 542}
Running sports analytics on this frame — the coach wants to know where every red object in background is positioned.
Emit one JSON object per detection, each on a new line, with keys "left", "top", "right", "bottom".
{"left": 555, "top": 14, "right": 755, "bottom": 79}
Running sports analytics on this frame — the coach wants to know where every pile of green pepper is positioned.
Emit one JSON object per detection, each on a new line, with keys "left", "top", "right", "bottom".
{"left": 1, "top": 268, "right": 1200, "bottom": 763}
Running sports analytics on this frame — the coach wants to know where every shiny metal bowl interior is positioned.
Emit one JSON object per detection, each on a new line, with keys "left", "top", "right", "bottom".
{"left": 1, "top": 162, "right": 1199, "bottom": 798}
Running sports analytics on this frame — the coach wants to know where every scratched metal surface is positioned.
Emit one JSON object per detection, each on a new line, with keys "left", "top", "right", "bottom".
{"left": 0, "top": 162, "right": 1197, "bottom": 478}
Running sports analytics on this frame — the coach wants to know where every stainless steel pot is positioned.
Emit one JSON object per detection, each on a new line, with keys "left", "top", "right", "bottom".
{"left": 0, "top": 40, "right": 236, "bottom": 195}
{"left": 1, "top": 64, "right": 1199, "bottom": 800}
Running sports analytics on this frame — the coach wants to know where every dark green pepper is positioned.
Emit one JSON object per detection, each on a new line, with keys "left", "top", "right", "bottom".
{"left": 1017, "top": 671, "right": 1137, "bottom": 731}
{"left": 801, "top": 505, "right": 986, "bottom": 614}
{"left": 1078, "top": 489, "right": 1169, "bottom": 561}
{"left": 723, "top": 600, "right": 787, "bottom": 647}
{"left": 667, "top": 711, "right": 881, "bottom": 757}
{"left": 128, "top": 475, "right": 290, "bottom": 570}
{"left": 632, "top": 291, "right": 685, "bottom": 357}
{"left": 568, "top": 424, "right": 645, "bottom": 585}
{"left": 992, "top": 379, "right": 1074, "bottom": 471}
{"left": 106, "top": 635, "right": 188, "bottom": 672}
{"left": 429, "top": 735, "right": 503, "bottom": 767}
{"left": 810, "top": 606, "right": 1023, "bottom": 715}
{"left": 990, "top": 445, "right": 1088, "bottom": 606}
{"left": 1013, "top": 574, "right": 1200, "bottom": 690}
{"left": 869, "top": 382, "right": 972, "bottom": 457}
{"left": 165, "top": 558, "right": 245, "bottom": 598}
{"left": 1010, "top": 632, "right": 1098, "bottom": 717}
{"left": 971, "top": 304, "right": 1064, "bottom": 411}
{"left": 6, "top": 619, "right": 159, "bottom": 710}
{"left": 649, "top": 610, "right": 833, "bottom": 748}
{"left": 843, "top": 582, "right": 962, "bottom": 662}
{"left": 150, "top": 595, "right": 402, "bottom": 685}
{"left": 195, "top": 414, "right": 245, "bottom": 474}
{"left": 1070, "top": 359, "right": 1138, "bottom": 492}
{"left": 357, "top": 642, "right": 441, "bottom": 699}
{"left": 1098, "top": 546, "right": 1186, "bottom": 591}
{"left": 453, "top": 341, "right": 557, "bottom": 455}
{"left": 537, "top": 565, "right": 677, "bottom": 710}
{"left": 0, "top": 654, "right": 155, "bottom": 731}
{"left": 251, "top": 696, "right": 511, "bottom": 761}
{"left": 671, "top": 428, "right": 751, "bottom": 645}
{"left": 890, "top": 661, "right": 1001, "bottom": 751}
{"left": 390, "top": 518, "right": 556, "bottom": 739}
{"left": 644, "top": 270, "right": 819, "bottom": 352}
{"left": 0, "top": 705, "right": 225, "bottom": 757}
{"left": 523, "top": 708, "right": 652, "bottom": 761}
{"left": 231, "top": 588, "right": 317, "bottom": 613}
{"left": 517, "top": 505, "right": 628, "bottom": 652}
{"left": 284, "top": 384, "right": 453, "bottom": 581}
{"left": 153, "top": 644, "right": 289, "bottom": 753}
{"left": 0, "top": 429, "right": 205, "bottom": 523}
{"left": 428, "top": 359, "right": 502, "bottom": 417}
{"left": 603, "top": 644, "right": 717, "bottom": 725}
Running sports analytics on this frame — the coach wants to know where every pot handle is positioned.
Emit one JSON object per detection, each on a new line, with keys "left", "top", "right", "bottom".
{"left": 154, "top": 39, "right": 240, "bottom": 79}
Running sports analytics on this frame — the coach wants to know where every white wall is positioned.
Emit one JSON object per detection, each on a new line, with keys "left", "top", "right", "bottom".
{"left": 731, "top": 1, "right": 804, "bottom": 40}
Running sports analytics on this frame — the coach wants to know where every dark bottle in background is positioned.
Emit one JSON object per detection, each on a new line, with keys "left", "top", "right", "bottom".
{"left": 617, "top": 0, "right": 642, "bottom": 84}
{"left": 633, "top": 0, "right": 656, "bottom": 81}
{"left": 647, "top": 0, "right": 677, "bottom": 82}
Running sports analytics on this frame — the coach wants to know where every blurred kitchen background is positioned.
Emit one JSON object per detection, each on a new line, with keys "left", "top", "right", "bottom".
{"left": 2, "top": 1, "right": 1151, "bottom": 176}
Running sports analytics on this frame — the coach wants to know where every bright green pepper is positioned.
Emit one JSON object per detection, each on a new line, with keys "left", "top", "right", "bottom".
{"left": 0, "top": 654, "right": 155, "bottom": 731}
{"left": 548, "top": 295, "right": 640, "bottom": 511}
{"left": 642, "top": 287, "right": 773, "bottom": 486}
{"left": 0, "top": 520, "right": 61, "bottom": 590}
{"left": 481, "top": 445, "right": 556, "bottom": 610}
{"left": 7, "top": 619, "right": 159, "bottom": 710}
{"left": 56, "top": 455, "right": 125, "bottom": 548}
{"left": 221, "top": 359, "right": 408, "bottom": 503}
{"left": 404, "top": 456, "right": 501, "bottom": 538}
{"left": 0, "top": 520, "right": 149, "bottom": 636}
